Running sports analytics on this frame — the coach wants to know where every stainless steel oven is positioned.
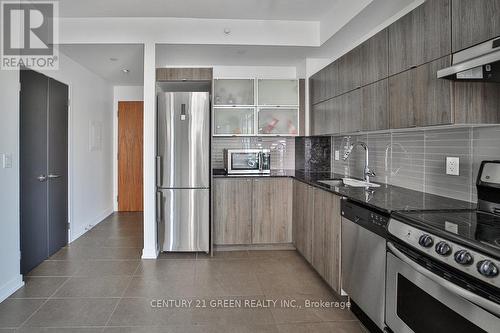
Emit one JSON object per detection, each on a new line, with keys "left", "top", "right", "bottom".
{"left": 386, "top": 241, "right": 499, "bottom": 333}
{"left": 224, "top": 149, "right": 271, "bottom": 174}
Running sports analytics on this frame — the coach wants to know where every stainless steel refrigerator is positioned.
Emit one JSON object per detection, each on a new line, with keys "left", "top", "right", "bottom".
{"left": 156, "top": 91, "right": 210, "bottom": 252}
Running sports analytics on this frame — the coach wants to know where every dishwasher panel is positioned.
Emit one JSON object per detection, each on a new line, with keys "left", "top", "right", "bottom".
{"left": 341, "top": 200, "right": 388, "bottom": 331}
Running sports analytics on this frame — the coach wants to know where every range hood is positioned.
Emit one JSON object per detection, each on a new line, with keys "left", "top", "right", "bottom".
{"left": 437, "top": 36, "right": 500, "bottom": 82}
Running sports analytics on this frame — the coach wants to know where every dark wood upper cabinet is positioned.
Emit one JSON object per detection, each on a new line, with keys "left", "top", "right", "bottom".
{"left": 361, "top": 79, "right": 389, "bottom": 131}
{"left": 454, "top": 82, "right": 500, "bottom": 124}
{"left": 311, "top": 101, "right": 326, "bottom": 135}
{"left": 338, "top": 48, "right": 362, "bottom": 95}
{"left": 339, "top": 89, "right": 362, "bottom": 133}
{"left": 390, "top": 56, "right": 452, "bottom": 129}
{"left": 389, "top": 68, "right": 417, "bottom": 129}
{"left": 452, "top": 0, "right": 500, "bottom": 52}
{"left": 156, "top": 67, "right": 213, "bottom": 81}
{"left": 309, "top": 74, "right": 320, "bottom": 105}
{"left": 360, "top": 28, "right": 389, "bottom": 86}
{"left": 415, "top": 56, "right": 453, "bottom": 127}
{"left": 388, "top": 0, "right": 451, "bottom": 76}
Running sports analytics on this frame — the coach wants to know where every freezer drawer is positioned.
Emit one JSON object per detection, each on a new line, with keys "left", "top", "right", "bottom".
{"left": 157, "top": 189, "right": 209, "bottom": 252}
{"left": 157, "top": 92, "right": 210, "bottom": 188}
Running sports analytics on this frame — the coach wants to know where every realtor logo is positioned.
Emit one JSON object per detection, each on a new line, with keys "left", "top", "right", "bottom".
{"left": 1, "top": 1, "right": 58, "bottom": 70}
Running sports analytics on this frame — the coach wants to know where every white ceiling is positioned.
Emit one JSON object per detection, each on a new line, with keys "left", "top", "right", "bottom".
{"left": 56, "top": 0, "right": 339, "bottom": 20}
{"left": 59, "top": 44, "right": 144, "bottom": 85}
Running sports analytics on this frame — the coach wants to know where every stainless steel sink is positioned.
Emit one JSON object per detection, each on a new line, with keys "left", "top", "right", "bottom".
{"left": 318, "top": 179, "right": 344, "bottom": 187}
{"left": 319, "top": 178, "right": 380, "bottom": 188}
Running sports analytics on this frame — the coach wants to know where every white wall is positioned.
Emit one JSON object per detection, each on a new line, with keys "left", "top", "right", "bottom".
{"left": 0, "top": 69, "right": 23, "bottom": 302}
{"left": 112, "top": 86, "right": 144, "bottom": 211}
{"left": 40, "top": 50, "right": 114, "bottom": 242}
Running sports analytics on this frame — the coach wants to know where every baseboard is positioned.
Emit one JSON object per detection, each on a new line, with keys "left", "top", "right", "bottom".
{"left": 0, "top": 274, "right": 24, "bottom": 303}
{"left": 69, "top": 206, "right": 114, "bottom": 243}
{"left": 214, "top": 243, "right": 296, "bottom": 252}
{"left": 142, "top": 247, "right": 159, "bottom": 259}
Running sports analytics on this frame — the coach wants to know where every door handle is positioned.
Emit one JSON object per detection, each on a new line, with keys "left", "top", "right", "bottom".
{"left": 156, "top": 191, "right": 162, "bottom": 222}
{"left": 48, "top": 174, "right": 61, "bottom": 179}
{"left": 37, "top": 175, "right": 47, "bottom": 182}
{"left": 156, "top": 156, "right": 162, "bottom": 186}
{"left": 387, "top": 242, "right": 500, "bottom": 316}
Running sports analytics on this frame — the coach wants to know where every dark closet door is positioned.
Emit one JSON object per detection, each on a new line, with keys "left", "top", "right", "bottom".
{"left": 20, "top": 70, "right": 49, "bottom": 274}
{"left": 47, "top": 78, "right": 69, "bottom": 255}
{"left": 20, "top": 70, "right": 69, "bottom": 274}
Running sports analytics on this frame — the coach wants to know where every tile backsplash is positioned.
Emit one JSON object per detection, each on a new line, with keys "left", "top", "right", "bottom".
{"left": 295, "top": 136, "right": 331, "bottom": 172}
{"left": 330, "top": 126, "right": 500, "bottom": 203}
{"left": 212, "top": 137, "right": 295, "bottom": 170}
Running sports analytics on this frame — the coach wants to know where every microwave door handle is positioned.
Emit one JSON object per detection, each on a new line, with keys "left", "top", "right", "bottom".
{"left": 258, "top": 152, "right": 263, "bottom": 172}
{"left": 387, "top": 242, "right": 500, "bottom": 316}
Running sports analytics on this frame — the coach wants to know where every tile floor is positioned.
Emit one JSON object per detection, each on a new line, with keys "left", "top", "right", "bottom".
{"left": 0, "top": 213, "right": 366, "bottom": 332}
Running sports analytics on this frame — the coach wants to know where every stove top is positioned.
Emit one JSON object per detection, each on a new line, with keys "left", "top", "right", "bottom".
{"left": 394, "top": 210, "right": 500, "bottom": 255}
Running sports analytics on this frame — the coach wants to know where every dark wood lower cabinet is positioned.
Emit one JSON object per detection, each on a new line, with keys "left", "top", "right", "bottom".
{"left": 292, "top": 180, "right": 342, "bottom": 294}
{"left": 252, "top": 178, "right": 293, "bottom": 244}
{"left": 292, "top": 181, "right": 314, "bottom": 263}
{"left": 213, "top": 178, "right": 293, "bottom": 245}
{"left": 213, "top": 178, "right": 252, "bottom": 245}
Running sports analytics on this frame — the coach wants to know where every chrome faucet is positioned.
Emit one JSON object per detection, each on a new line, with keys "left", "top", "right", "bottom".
{"left": 343, "top": 141, "right": 376, "bottom": 183}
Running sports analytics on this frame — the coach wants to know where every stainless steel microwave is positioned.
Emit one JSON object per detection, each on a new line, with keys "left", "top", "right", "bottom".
{"left": 223, "top": 149, "right": 271, "bottom": 174}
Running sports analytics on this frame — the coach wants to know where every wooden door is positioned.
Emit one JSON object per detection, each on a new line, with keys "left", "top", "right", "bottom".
{"left": 118, "top": 101, "right": 144, "bottom": 211}
{"left": 252, "top": 178, "right": 293, "bottom": 244}
{"left": 213, "top": 178, "right": 253, "bottom": 245}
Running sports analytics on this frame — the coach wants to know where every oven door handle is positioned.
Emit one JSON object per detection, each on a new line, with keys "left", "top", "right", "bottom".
{"left": 387, "top": 242, "right": 500, "bottom": 316}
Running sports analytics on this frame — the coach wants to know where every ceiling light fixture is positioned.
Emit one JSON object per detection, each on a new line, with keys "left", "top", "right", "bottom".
{"left": 223, "top": 28, "right": 231, "bottom": 35}
{"left": 122, "top": 69, "right": 130, "bottom": 73}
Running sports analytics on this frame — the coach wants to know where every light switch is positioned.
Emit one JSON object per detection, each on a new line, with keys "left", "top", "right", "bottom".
{"left": 334, "top": 151, "right": 340, "bottom": 161}
{"left": 2, "top": 153, "right": 12, "bottom": 168}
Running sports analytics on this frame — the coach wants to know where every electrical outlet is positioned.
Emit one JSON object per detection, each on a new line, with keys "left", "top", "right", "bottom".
{"left": 446, "top": 157, "right": 460, "bottom": 176}
{"left": 334, "top": 150, "right": 340, "bottom": 161}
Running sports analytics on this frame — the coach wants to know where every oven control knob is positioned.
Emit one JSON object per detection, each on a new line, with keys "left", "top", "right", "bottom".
{"left": 454, "top": 250, "right": 473, "bottom": 266}
{"left": 435, "top": 241, "right": 452, "bottom": 256}
{"left": 477, "top": 260, "right": 499, "bottom": 278}
{"left": 418, "top": 234, "right": 434, "bottom": 248}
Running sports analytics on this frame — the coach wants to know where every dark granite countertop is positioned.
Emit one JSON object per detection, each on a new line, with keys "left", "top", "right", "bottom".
{"left": 213, "top": 169, "right": 476, "bottom": 214}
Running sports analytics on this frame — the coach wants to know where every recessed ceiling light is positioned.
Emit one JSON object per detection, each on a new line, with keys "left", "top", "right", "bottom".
{"left": 122, "top": 69, "right": 130, "bottom": 73}
{"left": 109, "top": 57, "right": 118, "bottom": 61}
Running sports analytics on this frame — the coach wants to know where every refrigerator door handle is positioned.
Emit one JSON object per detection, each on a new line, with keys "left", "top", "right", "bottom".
{"left": 156, "top": 156, "right": 162, "bottom": 186}
{"left": 156, "top": 191, "right": 162, "bottom": 222}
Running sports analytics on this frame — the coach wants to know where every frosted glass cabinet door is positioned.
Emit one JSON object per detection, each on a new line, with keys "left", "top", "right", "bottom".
{"left": 214, "top": 79, "right": 254, "bottom": 105}
{"left": 258, "top": 79, "right": 298, "bottom": 106}
{"left": 214, "top": 108, "right": 255, "bottom": 135}
{"left": 258, "top": 108, "right": 298, "bottom": 135}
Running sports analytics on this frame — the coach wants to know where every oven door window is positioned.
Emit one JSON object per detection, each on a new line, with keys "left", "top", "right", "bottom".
{"left": 231, "top": 153, "right": 259, "bottom": 170}
{"left": 396, "top": 274, "right": 486, "bottom": 333}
